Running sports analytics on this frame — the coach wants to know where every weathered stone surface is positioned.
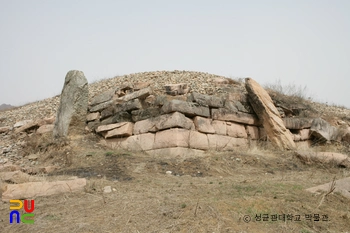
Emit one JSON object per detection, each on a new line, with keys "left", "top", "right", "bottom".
{"left": 43, "top": 116, "right": 55, "bottom": 125}
{"left": 193, "top": 116, "right": 215, "bottom": 134}
{"left": 133, "top": 82, "right": 151, "bottom": 90}
{"left": 164, "top": 83, "right": 190, "bottom": 96}
{"left": 146, "top": 147, "right": 205, "bottom": 159}
{"left": 296, "top": 151, "right": 350, "bottom": 168}
{"left": 295, "top": 140, "right": 312, "bottom": 149}
{"left": 207, "top": 134, "right": 248, "bottom": 151}
{"left": 226, "top": 91, "right": 249, "bottom": 103}
{"left": 87, "top": 120, "right": 101, "bottom": 131}
{"left": 212, "top": 120, "right": 226, "bottom": 135}
{"left": 0, "top": 171, "right": 43, "bottom": 183}
{"left": 36, "top": 124, "right": 54, "bottom": 134}
{"left": 101, "top": 112, "right": 132, "bottom": 125}
{"left": 89, "top": 100, "right": 114, "bottom": 112}
{"left": 162, "top": 99, "right": 210, "bottom": 117}
{"left": 0, "top": 126, "right": 11, "bottom": 134}
{"left": 246, "top": 125, "right": 259, "bottom": 140}
{"left": 100, "top": 106, "right": 114, "bottom": 119}
{"left": 310, "top": 118, "right": 338, "bottom": 142}
{"left": 2, "top": 178, "right": 87, "bottom": 201}
{"left": 104, "top": 122, "right": 134, "bottom": 138}
{"left": 86, "top": 112, "right": 101, "bottom": 122}
{"left": 133, "top": 112, "right": 194, "bottom": 134}
{"left": 190, "top": 92, "right": 224, "bottom": 108}
{"left": 189, "top": 131, "right": 209, "bottom": 150}
{"left": 115, "top": 99, "right": 142, "bottom": 112}
{"left": 15, "top": 121, "right": 39, "bottom": 133}
{"left": 131, "top": 107, "right": 161, "bottom": 122}
{"left": 211, "top": 108, "right": 260, "bottom": 125}
{"left": 154, "top": 95, "right": 188, "bottom": 106}
{"left": 306, "top": 177, "right": 350, "bottom": 199}
{"left": 53, "top": 70, "right": 88, "bottom": 138}
{"left": 245, "top": 78, "right": 295, "bottom": 150}
{"left": 300, "top": 129, "right": 310, "bottom": 141}
{"left": 292, "top": 133, "right": 301, "bottom": 142}
{"left": 118, "top": 87, "right": 151, "bottom": 102}
{"left": 103, "top": 133, "right": 155, "bottom": 151}
{"left": 283, "top": 117, "right": 313, "bottom": 129}
{"left": 153, "top": 128, "right": 190, "bottom": 149}
{"left": 96, "top": 122, "right": 128, "bottom": 133}
{"left": 13, "top": 120, "right": 33, "bottom": 128}
{"left": 226, "top": 122, "right": 247, "bottom": 138}
{"left": 90, "top": 88, "right": 116, "bottom": 106}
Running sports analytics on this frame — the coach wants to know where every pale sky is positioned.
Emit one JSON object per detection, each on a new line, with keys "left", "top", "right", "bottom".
{"left": 1, "top": 0, "right": 349, "bottom": 107}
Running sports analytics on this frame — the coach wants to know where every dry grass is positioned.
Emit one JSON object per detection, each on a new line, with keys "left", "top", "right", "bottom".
{"left": 1, "top": 134, "right": 350, "bottom": 233}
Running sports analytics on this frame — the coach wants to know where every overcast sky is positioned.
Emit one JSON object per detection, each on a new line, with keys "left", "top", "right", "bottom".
{"left": 1, "top": 0, "right": 349, "bottom": 107}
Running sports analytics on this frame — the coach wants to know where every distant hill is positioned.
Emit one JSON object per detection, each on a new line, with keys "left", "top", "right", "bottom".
{"left": 0, "top": 104, "right": 15, "bottom": 111}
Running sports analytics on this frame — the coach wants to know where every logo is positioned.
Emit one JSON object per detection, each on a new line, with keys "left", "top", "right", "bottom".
{"left": 9, "top": 199, "right": 35, "bottom": 224}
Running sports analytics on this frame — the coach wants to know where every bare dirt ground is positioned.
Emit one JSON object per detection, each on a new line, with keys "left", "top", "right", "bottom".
{"left": 1, "top": 134, "right": 350, "bottom": 233}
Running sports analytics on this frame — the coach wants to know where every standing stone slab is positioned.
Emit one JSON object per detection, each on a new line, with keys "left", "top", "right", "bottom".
{"left": 245, "top": 78, "right": 295, "bottom": 150}
{"left": 53, "top": 70, "right": 88, "bottom": 138}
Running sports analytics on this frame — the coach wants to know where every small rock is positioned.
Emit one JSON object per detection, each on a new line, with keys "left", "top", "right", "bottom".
{"left": 166, "top": 171, "right": 172, "bottom": 175}
{"left": 103, "top": 186, "right": 112, "bottom": 193}
{"left": 27, "top": 154, "right": 38, "bottom": 160}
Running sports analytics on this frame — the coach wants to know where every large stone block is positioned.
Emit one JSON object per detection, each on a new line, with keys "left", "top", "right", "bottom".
{"left": 131, "top": 107, "right": 161, "bottom": 122}
{"left": 101, "top": 112, "right": 132, "bottom": 125}
{"left": 86, "top": 112, "right": 100, "bottom": 122}
{"left": 211, "top": 120, "right": 226, "bottom": 135}
{"left": 193, "top": 116, "right": 215, "bottom": 134}
{"left": 283, "top": 117, "right": 313, "bottom": 129}
{"left": 189, "top": 131, "right": 209, "bottom": 150}
{"left": 133, "top": 112, "right": 194, "bottom": 134}
{"left": 207, "top": 134, "right": 248, "bottom": 151}
{"left": 103, "top": 133, "right": 155, "bottom": 151}
{"left": 211, "top": 108, "right": 260, "bottom": 125}
{"left": 310, "top": 118, "right": 339, "bottom": 142}
{"left": 161, "top": 99, "right": 210, "bottom": 117}
{"left": 115, "top": 99, "right": 142, "bottom": 112}
{"left": 153, "top": 128, "right": 190, "bottom": 149}
{"left": 245, "top": 125, "right": 259, "bottom": 140}
{"left": 118, "top": 87, "right": 152, "bottom": 102}
{"left": 90, "top": 88, "right": 116, "bottom": 106}
{"left": 89, "top": 100, "right": 113, "bottom": 113}
{"left": 226, "top": 122, "right": 247, "bottom": 138}
{"left": 189, "top": 92, "right": 224, "bottom": 108}
{"left": 104, "top": 122, "right": 134, "bottom": 138}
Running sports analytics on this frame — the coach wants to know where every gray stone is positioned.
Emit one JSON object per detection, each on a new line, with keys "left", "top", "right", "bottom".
{"left": 89, "top": 100, "right": 114, "bottom": 112}
{"left": 115, "top": 99, "right": 142, "bottom": 112}
{"left": 118, "top": 87, "right": 151, "bottom": 102}
{"left": 101, "top": 112, "right": 132, "bottom": 125}
{"left": 310, "top": 118, "right": 339, "bottom": 142}
{"left": 164, "top": 83, "right": 191, "bottom": 96}
{"left": 211, "top": 108, "right": 260, "bottom": 126}
{"left": 131, "top": 107, "right": 161, "bottom": 122}
{"left": 190, "top": 92, "right": 224, "bottom": 108}
{"left": 86, "top": 112, "right": 100, "bottom": 122}
{"left": 90, "top": 88, "right": 116, "bottom": 106}
{"left": 283, "top": 117, "right": 313, "bottom": 130}
{"left": 193, "top": 116, "right": 215, "bottom": 134}
{"left": 53, "top": 70, "right": 88, "bottom": 138}
{"left": 161, "top": 99, "right": 210, "bottom": 117}
{"left": 100, "top": 106, "right": 115, "bottom": 119}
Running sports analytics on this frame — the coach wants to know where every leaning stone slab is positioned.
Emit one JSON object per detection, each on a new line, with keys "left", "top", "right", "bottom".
{"left": 283, "top": 117, "right": 313, "bottom": 130}
{"left": 207, "top": 134, "right": 248, "bottom": 151}
{"left": 104, "top": 122, "right": 134, "bottom": 138}
{"left": 2, "top": 178, "right": 87, "bottom": 201}
{"left": 133, "top": 112, "right": 195, "bottom": 134}
{"left": 189, "top": 92, "right": 224, "bottom": 108}
{"left": 211, "top": 108, "right": 260, "bottom": 126}
{"left": 15, "top": 121, "right": 39, "bottom": 133}
{"left": 153, "top": 128, "right": 190, "bottom": 149}
{"left": 193, "top": 116, "right": 215, "bottom": 134}
{"left": 161, "top": 99, "right": 210, "bottom": 117}
{"left": 53, "top": 70, "right": 88, "bottom": 138}
{"left": 36, "top": 124, "right": 54, "bottom": 134}
{"left": 118, "top": 87, "right": 151, "bottom": 102}
{"left": 245, "top": 78, "right": 295, "bottom": 150}
{"left": 310, "top": 118, "right": 339, "bottom": 142}
{"left": 90, "top": 88, "right": 116, "bottom": 106}
{"left": 14, "top": 120, "right": 33, "bottom": 128}
{"left": 306, "top": 177, "right": 350, "bottom": 199}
